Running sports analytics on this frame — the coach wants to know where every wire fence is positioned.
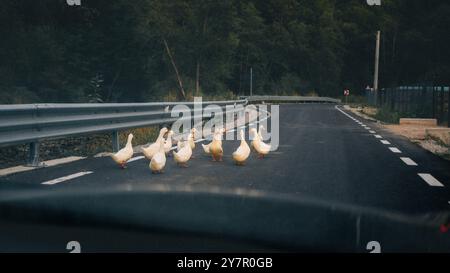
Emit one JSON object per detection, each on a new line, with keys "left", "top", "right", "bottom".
{"left": 365, "top": 86, "right": 450, "bottom": 127}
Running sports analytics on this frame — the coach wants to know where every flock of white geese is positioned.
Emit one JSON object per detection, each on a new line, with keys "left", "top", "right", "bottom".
{"left": 109, "top": 126, "right": 271, "bottom": 174}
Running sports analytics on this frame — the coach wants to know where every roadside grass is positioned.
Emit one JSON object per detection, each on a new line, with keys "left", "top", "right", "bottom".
{"left": 348, "top": 103, "right": 401, "bottom": 125}
{"left": 373, "top": 106, "right": 401, "bottom": 124}
{"left": 342, "top": 95, "right": 366, "bottom": 105}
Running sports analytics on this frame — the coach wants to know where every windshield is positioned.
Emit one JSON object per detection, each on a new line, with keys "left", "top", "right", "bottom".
{"left": 0, "top": 0, "right": 449, "bottom": 256}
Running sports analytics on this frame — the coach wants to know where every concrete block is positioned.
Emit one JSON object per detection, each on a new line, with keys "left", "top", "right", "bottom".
{"left": 399, "top": 118, "right": 437, "bottom": 126}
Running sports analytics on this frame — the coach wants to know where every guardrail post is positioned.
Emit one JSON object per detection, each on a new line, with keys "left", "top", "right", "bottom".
{"left": 112, "top": 131, "right": 120, "bottom": 152}
{"left": 27, "top": 142, "right": 44, "bottom": 167}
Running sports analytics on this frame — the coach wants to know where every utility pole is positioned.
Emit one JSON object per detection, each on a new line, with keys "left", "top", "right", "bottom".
{"left": 373, "top": 31, "right": 381, "bottom": 92}
{"left": 250, "top": 67, "right": 253, "bottom": 96}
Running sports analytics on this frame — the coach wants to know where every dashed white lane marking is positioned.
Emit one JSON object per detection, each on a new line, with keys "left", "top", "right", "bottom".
{"left": 418, "top": 173, "right": 444, "bottom": 187}
{"left": 380, "top": 140, "right": 391, "bottom": 145}
{"left": 0, "top": 156, "right": 86, "bottom": 177}
{"left": 374, "top": 135, "right": 383, "bottom": 139}
{"left": 389, "top": 147, "right": 402, "bottom": 153}
{"left": 45, "top": 156, "right": 87, "bottom": 167}
{"left": 41, "top": 171, "right": 93, "bottom": 185}
{"left": 365, "top": 127, "right": 371, "bottom": 130}
{"left": 369, "top": 130, "right": 376, "bottom": 134}
{"left": 127, "top": 156, "right": 145, "bottom": 163}
{"left": 400, "top": 157, "right": 418, "bottom": 166}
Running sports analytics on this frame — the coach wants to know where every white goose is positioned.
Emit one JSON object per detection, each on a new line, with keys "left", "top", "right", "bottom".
{"left": 250, "top": 127, "right": 271, "bottom": 158}
{"left": 258, "top": 125, "right": 265, "bottom": 140}
{"left": 173, "top": 138, "right": 192, "bottom": 167}
{"left": 149, "top": 138, "right": 166, "bottom": 174}
{"left": 210, "top": 129, "right": 224, "bottom": 162}
{"left": 142, "top": 127, "right": 168, "bottom": 160}
{"left": 251, "top": 125, "right": 265, "bottom": 149}
{"left": 176, "top": 128, "right": 196, "bottom": 152}
{"left": 188, "top": 128, "right": 197, "bottom": 150}
{"left": 202, "top": 128, "right": 225, "bottom": 154}
{"left": 201, "top": 142, "right": 211, "bottom": 154}
{"left": 110, "top": 133, "right": 134, "bottom": 169}
{"left": 164, "top": 130, "right": 174, "bottom": 155}
{"left": 232, "top": 130, "right": 250, "bottom": 165}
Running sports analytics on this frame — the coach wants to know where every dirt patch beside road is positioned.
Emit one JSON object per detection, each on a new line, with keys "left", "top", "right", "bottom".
{"left": 383, "top": 124, "right": 449, "bottom": 160}
{"left": 346, "top": 105, "right": 450, "bottom": 161}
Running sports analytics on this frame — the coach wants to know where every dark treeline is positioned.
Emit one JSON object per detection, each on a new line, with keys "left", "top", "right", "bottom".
{"left": 0, "top": 0, "right": 449, "bottom": 103}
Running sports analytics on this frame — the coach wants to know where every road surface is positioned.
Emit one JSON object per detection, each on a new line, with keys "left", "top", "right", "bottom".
{"left": 1, "top": 104, "right": 450, "bottom": 214}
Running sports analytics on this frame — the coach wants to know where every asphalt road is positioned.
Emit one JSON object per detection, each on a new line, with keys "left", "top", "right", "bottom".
{"left": 1, "top": 104, "right": 450, "bottom": 214}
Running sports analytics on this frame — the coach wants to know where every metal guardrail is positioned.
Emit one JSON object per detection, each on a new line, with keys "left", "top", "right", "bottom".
{"left": 245, "top": 95, "right": 341, "bottom": 104}
{"left": 0, "top": 99, "right": 247, "bottom": 166}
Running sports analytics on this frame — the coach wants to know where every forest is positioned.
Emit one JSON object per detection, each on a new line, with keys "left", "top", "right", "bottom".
{"left": 0, "top": 0, "right": 449, "bottom": 103}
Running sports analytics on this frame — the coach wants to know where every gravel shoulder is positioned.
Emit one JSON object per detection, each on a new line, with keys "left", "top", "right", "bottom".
{"left": 345, "top": 105, "right": 450, "bottom": 161}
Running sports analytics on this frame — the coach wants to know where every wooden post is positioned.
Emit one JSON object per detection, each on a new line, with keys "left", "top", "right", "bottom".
{"left": 163, "top": 38, "right": 186, "bottom": 100}
{"left": 196, "top": 61, "right": 200, "bottom": 96}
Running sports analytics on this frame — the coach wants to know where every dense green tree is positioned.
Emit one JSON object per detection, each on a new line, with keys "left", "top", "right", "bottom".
{"left": 0, "top": 0, "right": 448, "bottom": 103}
